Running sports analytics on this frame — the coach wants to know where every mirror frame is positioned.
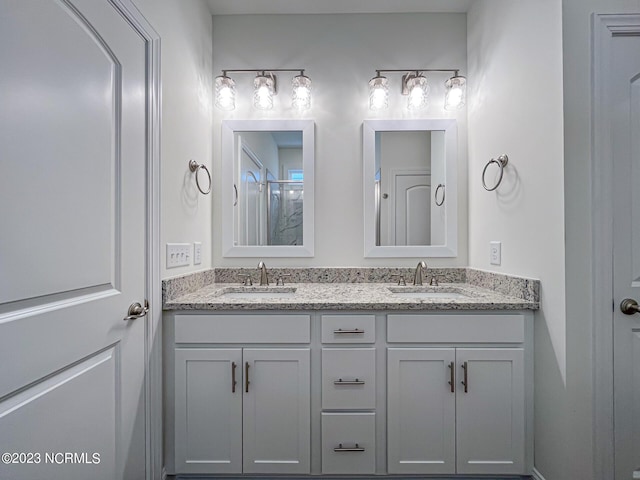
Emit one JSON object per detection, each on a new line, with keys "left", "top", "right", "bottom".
{"left": 222, "top": 119, "right": 315, "bottom": 257}
{"left": 363, "top": 119, "right": 458, "bottom": 257}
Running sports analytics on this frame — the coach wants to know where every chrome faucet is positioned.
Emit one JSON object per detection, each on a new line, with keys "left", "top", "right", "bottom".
{"left": 413, "top": 261, "right": 428, "bottom": 286}
{"left": 257, "top": 261, "right": 269, "bottom": 286}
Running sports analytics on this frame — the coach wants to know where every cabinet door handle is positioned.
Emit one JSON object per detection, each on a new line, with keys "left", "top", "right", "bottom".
{"left": 231, "top": 362, "right": 237, "bottom": 393}
{"left": 334, "top": 378, "right": 365, "bottom": 386}
{"left": 245, "top": 362, "right": 250, "bottom": 393}
{"left": 461, "top": 361, "right": 468, "bottom": 393}
{"left": 448, "top": 361, "right": 455, "bottom": 393}
{"left": 333, "top": 328, "right": 364, "bottom": 334}
{"left": 334, "top": 443, "right": 365, "bottom": 452}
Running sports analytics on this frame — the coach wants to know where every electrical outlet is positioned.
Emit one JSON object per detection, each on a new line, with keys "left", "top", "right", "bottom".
{"left": 193, "top": 242, "right": 202, "bottom": 265}
{"left": 166, "top": 243, "right": 191, "bottom": 268}
{"left": 490, "top": 241, "right": 502, "bottom": 266}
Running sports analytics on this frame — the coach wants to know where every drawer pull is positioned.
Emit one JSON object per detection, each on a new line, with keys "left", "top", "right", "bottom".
{"left": 461, "top": 361, "right": 468, "bottom": 393}
{"left": 334, "top": 443, "right": 365, "bottom": 452}
{"left": 245, "top": 362, "right": 250, "bottom": 393}
{"left": 232, "top": 362, "right": 237, "bottom": 393}
{"left": 448, "top": 361, "right": 455, "bottom": 393}
{"left": 334, "top": 328, "right": 365, "bottom": 335}
{"left": 334, "top": 378, "right": 365, "bottom": 386}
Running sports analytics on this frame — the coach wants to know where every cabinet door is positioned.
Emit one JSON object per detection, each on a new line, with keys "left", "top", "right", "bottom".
{"left": 456, "top": 348, "right": 525, "bottom": 474}
{"left": 387, "top": 348, "right": 456, "bottom": 474}
{"left": 242, "top": 348, "right": 311, "bottom": 474}
{"left": 174, "top": 348, "right": 243, "bottom": 474}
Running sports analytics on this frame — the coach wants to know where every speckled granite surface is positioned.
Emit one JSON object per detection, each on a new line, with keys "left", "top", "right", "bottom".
{"left": 162, "top": 267, "right": 539, "bottom": 311}
{"left": 212, "top": 267, "right": 466, "bottom": 285}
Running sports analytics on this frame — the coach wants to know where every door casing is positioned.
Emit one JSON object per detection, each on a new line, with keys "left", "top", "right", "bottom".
{"left": 108, "top": 2, "right": 161, "bottom": 479}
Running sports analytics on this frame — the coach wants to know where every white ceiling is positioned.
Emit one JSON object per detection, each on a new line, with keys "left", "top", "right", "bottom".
{"left": 206, "top": 0, "right": 474, "bottom": 15}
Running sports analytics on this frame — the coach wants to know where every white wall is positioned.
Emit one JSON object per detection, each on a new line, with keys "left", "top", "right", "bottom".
{"left": 563, "top": 2, "right": 640, "bottom": 480}
{"left": 211, "top": 13, "right": 468, "bottom": 267}
{"left": 132, "top": 0, "right": 213, "bottom": 279}
{"left": 466, "top": 1, "right": 565, "bottom": 479}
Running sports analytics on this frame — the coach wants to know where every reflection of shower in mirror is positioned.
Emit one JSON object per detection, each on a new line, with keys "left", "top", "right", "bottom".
{"left": 222, "top": 119, "right": 315, "bottom": 257}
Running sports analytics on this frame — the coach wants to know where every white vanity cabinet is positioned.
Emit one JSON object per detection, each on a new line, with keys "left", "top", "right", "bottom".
{"left": 386, "top": 314, "right": 530, "bottom": 476}
{"left": 166, "top": 309, "right": 533, "bottom": 478}
{"left": 171, "top": 314, "right": 311, "bottom": 475}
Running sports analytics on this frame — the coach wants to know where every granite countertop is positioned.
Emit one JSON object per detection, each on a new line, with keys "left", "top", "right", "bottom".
{"left": 164, "top": 279, "right": 539, "bottom": 312}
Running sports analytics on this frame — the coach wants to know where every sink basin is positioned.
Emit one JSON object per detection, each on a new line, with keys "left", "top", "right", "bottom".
{"left": 219, "top": 287, "right": 297, "bottom": 300}
{"left": 390, "top": 291, "right": 469, "bottom": 299}
{"left": 387, "top": 287, "right": 469, "bottom": 300}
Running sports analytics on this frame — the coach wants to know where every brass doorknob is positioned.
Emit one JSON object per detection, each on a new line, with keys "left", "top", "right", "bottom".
{"left": 620, "top": 298, "right": 640, "bottom": 315}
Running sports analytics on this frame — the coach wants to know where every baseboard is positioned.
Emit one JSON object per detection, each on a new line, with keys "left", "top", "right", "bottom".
{"left": 532, "top": 467, "right": 547, "bottom": 480}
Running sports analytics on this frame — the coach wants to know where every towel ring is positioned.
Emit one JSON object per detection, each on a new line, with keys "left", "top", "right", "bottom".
{"left": 435, "top": 183, "right": 445, "bottom": 206}
{"left": 482, "top": 154, "right": 509, "bottom": 192}
{"left": 189, "top": 160, "right": 211, "bottom": 195}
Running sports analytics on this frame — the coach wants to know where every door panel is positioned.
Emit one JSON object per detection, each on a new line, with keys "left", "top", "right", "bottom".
{"left": 612, "top": 32, "right": 640, "bottom": 480}
{"left": 387, "top": 348, "right": 456, "bottom": 475}
{"left": 0, "top": 348, "right": 117, "bottom": 478}
{"left": 393, "top": 173, "right": 430, "bottom": 245}
{"left": 0, "top": 1, "right": 147, "bottom": 479}
{"left": 0, "top": 0, "right": 116, "bottom": 305}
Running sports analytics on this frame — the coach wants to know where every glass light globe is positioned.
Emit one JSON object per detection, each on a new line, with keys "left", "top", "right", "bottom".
{"left": 292, "top": 75, "right": 312, "bottom": 110}
{"left": 254, "top": 74, "right": 275, "bottom": 110}
{"left": 369, "top": 76, "right": 389, "bottom": 110}
{"left": 445, "top": 76, "right": 467, "bottom": 110}
{"left": 406, "top": 75, "right": 429, "bottom": 110}
{"left": 214, "top": 75, "right": 236, "bottom": 111}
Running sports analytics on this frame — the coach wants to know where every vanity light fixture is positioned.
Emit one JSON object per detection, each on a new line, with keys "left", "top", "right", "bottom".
{"left": 214, "top": 69, "right": 311, "bottom": 111}
{"left": 369, "top": 69, "right": 466, "bottom": 110}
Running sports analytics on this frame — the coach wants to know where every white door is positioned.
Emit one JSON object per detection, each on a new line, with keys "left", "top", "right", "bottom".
{"left": 392, "top": 172, "right": 431, "bottom": 245}
{"left": 387, "top": 348, "right": 456, "bottom": 475}
{"left": 239, "top": 142, "right": 263, "bottom": 246}
{"left": 174, "top": 349, "right": 243, "bottom": 474}
{"left": 611, "top": 29, "right": 640, "bottom": 480}
{"left": 242, "top": 348, "right": 310, "bottom": 474}
{"left": 0, "top": 2, "right": 148, "bottom": 479}
{"left": 456, "top": 349, "right": 525, "bottom": 475}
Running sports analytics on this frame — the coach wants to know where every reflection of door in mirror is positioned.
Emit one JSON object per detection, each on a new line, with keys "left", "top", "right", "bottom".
{"left": 238, "top": 138, "right": 263, "bottom": 246}
{"left": 393, "top": 171, "right": 430, "bottom": 245}
{"left": 235, "top": 131, "right": 303, "bottom": 247}
{"left": 375, "top": 130, "right": 446, "bottom": 246}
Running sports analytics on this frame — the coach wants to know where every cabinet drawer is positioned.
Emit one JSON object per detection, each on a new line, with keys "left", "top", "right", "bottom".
{"left": 321, "top": 315, "right": 375, "bottom": 343}
{"left": 175, "top": 314, "right": 310, "bottom": 343}
{"left": 321, "top": 413, "right": 375, "bottom": 474}
{"left": 322, "top": 349, "right": 376, "bottom": 409}
{"left": 387, "top": 314, "right": 524, "bottom": 343}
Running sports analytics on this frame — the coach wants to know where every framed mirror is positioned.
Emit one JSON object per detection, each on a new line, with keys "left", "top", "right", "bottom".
{"left": 363, "top": 119, "right": 457, "bottom": 257}
{"left": 222, "top": 119, "right": 315, "bottom": 257}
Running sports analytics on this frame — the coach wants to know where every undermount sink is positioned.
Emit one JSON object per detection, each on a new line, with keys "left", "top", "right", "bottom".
{"left": 387, "top": 287, "right": 469, "bottom": 300}
{"left": 219, "top": 287, "right": 297, "bottom": 300}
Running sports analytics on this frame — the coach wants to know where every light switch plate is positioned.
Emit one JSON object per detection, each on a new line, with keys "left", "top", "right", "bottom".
{"left": 167, "top": 243, "right": 191, "bottom": 268}
{"left": 490, "top": 241, "right": 502, "bottom": 266}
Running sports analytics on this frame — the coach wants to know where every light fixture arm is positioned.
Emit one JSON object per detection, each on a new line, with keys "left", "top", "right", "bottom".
{"left": 375, "top": 68, "right": 460, "bottom": 76}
